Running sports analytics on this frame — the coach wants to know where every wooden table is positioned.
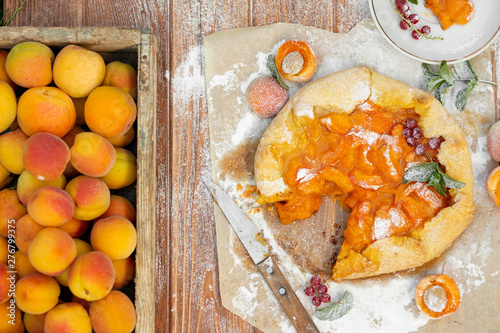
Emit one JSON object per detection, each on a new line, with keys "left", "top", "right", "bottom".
{"left": 5, "top": 0, "right": 499, "bottom": 332}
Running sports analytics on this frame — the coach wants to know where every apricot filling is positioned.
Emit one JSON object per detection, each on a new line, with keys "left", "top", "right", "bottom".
{"left": 425, "top": 0, "right": 474, "bottom": 31}
{"left": 276, "top": 102, "right": 450, "bottom": 254}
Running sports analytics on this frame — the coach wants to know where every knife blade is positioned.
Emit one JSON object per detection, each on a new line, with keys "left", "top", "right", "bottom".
{"left": 202, "top": 176, "right": 320, "bottom": 333}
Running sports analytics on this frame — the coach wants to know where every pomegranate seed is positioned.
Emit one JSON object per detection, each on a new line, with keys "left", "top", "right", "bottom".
{"left": 320, "top": 293, "right": 331, "bottom": 303}
{"left": 317, "top": 285, "right": 328, "bottom": 294}
{"left": 312, "top": 296, "right": 322, "bottom": 307}
{"left": 412, "top": 30, "right": 422, "bottom": 40}
{"left": 407, "top": 137, "right": 417, "bottom": 147}
{"left": 408, "top": 14, "right": 419, "bottom": 24}
{"left": 412, "top": 127, "right": 423, "bottom": 139}
{"left": 415, "top": 144, "right": 427, "bottom": 156}
{"left": 305, "top": 286, "right": 315, "bottom": 296}
{"left": 400, "top": 20, "right": 410, "bottom": 30}
{"left": 402, "top": 128, "right": 412, "bottom": 138}
{"left": 428, "top": 137, "right": 441, "bottom": 149}
{"left": 396, "top": 0, "right": 409, "bottom": 14}
{"left": 310, "top": 275, "right": 321, "bottom": 286}
{"left": 420, "top": 25, "right": 431, "bottom": 35}
{"left": 405, "top": 118, "right": 417, "bottom": 129}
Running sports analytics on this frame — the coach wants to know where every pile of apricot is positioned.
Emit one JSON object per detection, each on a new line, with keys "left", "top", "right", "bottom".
{"left": 0, "top": 41, "right": 138, "bottom": 333}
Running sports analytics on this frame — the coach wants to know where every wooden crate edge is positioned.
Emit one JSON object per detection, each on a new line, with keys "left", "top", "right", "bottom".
{"left": 135, "top": 29, "right": 158, "bottom": 333}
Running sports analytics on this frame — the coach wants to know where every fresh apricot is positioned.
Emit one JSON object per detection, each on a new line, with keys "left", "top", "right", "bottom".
{"left": 486, "top": 165, "right": 500, "bottom": 206}
{"left": 487, "top": 121, "right": 500, "bottom": 162}
{"left": 44, "top": 302, "right": 92, "bottom": 333}
{"left": 100, "top": 147, "right": 137, "bottom": 189}
{"left": 112, "top": 256, "right": 135, "bottom": 289}
{"left": 17, "top": 170, "right": 67, "bottom": 206}
{"left": 12, "top": 251, "right": 37, "bottom": 278}
{"left": 58, "top": 218, "right": 89, "bottom": 238}
{"left": 0, "top": 301, "right": 24, "bottom": 333}
{"left": 89, "top": 290, "right": 136, "bottom": 333}
{"left": 5, "top": 41, "right": 54, "bottom": 88}
{"left": 23, "top": 312, "right": 46, "bottom": 333}
{"left": 68, "top": 251, "right": 115, "bottom": 301}
{"left": 0, "top": 237, "right": 7, "bottom": 265}
{"left": 27, "top": 186, "right": 74, "bottom": 227}
{"left": 85, "top": 86, "right": 137, "bottom": 139}
{"left": 91, "top": 216, "right": 137, "bottom": 260}
{"left": 0, "top": 80, "right": 17, "bottom": 133}
{"left": 0, "top": 163, "right": 11, "bottom": 190}
{"left": 61, "top": 126, "right": 85, "bottom": 180}
{"left": 65, "top": 176, "right": 110, "bottom": 220}
{"left": 15, "top": 273, "right": 60, "bottom": 315}
{"left": 23, "top": 133, "right": 70, "bottom": 181}
{"left": 53, "top": 44, "right": 106, "bottom": 98}
{"left": 102, "top": 61, "right": 138, "bottom": 99}
{"left": 15, "top": 214, "right": 44, "bottom": 254}
{"left": 70, "top": 132, "right": 117, "bottom": 177}
{"left": 245, "top": 76, "right": 288, "bottom": 118}
{"left": 95, "top": 195, "right": 136, "bottom": 224}
{"left": 0, "top": 263, "right": 15, "bottom": 304}
{"left": 0, "top": 50, "right": 17, "bottom": 90}
{"left": 17, "top": 86, "right": 76, "bottom": 137}
{"left": 0, "top": 189, "right": 27, "bottom": 238}
{"left": 71, "top": 295, "right": 91, "bottom": 312}
{"left": 0, "top": 129, "right": 29, "bottom": 175}
{"left": 107, "top": 126, "right": 135, "bottom": 147}
{"left": 28, "top": 227, "right": 77, "bottom": 276}
{"left": 55, "top": 239, "right": 92, "bottom": 287}
{"left": 276, "top": 40, "right": 316, "bottom": 82}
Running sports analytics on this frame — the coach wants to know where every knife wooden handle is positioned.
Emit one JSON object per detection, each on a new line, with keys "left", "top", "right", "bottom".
{"left": 257, "top": 257, "right": 320, "bottom": 333}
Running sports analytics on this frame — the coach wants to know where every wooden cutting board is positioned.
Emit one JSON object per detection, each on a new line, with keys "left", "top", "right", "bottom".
{"left": 204, "top": 20, "right": 500, "bottom": 333}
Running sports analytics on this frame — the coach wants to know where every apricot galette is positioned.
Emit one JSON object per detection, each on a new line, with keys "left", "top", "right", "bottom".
{"left": 254, "top": 67, "right": 474, "bottom": 281}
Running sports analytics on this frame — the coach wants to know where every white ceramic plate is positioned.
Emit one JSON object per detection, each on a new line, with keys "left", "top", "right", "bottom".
{"left": 369, "top": 0, "right": 500, "bottom": 64}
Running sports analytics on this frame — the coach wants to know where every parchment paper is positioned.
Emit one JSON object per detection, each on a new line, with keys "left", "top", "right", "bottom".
{"left": 204, "top": 20, "right": 500, "bottom": 333}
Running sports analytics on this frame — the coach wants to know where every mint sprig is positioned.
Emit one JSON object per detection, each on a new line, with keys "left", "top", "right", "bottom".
{"left": 267, "top": 55, "right": 289, "bottom": 91}
{"left": 408, "top": 0, "right": 418, "bottom": 4}
{"left": 402, "top": 162, "right": 465, "bottom": 196}
{"left": 314, "top": 291, "right": 353, "bottom": 321}
{"left": 422, "top": 60, "right": 496, "bottom": 111}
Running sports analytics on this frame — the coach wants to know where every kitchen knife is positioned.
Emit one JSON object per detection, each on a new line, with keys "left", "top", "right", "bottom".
{"left": 202, "top": 176, "right": 320, "bottom": 333}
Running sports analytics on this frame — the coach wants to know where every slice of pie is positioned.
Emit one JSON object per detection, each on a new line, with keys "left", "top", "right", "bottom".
{"left": 254, "top": 67, "right": 474, "bottom": 281}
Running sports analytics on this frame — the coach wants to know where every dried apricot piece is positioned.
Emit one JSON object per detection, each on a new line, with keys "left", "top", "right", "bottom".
{"left": 276, "top": 40, "right": 316, "bottom": 82}
{"left": 415, "top": 274, "right": 461, "bottom": 318}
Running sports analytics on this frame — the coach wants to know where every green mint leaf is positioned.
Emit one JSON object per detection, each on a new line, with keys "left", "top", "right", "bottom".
{"left": 266, "top": 55, "right": 289, "bottom": 91}
{"left": 435, "top": 80, "right": 450, "bottom": 104}
{"left": 439, "top": 60, "right": 455, "bottom": 86}
{"left": 427, "top": 76, "right": 445, "bottom": 93}
{"left": 427, "top": 172, "right": 447, "bottom": 196}
{"left": 436, "top": 168, "right": 466, "bottom": 189}
{"left": 466, "top": 60, "right": 477, "bottom": 78}
{"left": 422, "top": 63, "right": 439, "bottom": 80}
{"left": 314, "top": 291, "right": 354, "bottom": 321}
{"left": 403, "top": 162, "right": 438, "bottom": 184}
{"left": 455, "top": 77, "right": 477, "bottom": 111}
{"left": 408, "top": 0, "right": 418, "bottom": 4}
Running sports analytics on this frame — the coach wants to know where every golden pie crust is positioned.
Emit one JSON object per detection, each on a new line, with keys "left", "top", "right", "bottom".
{"left": 254, "top": 67, "right": 474, "bottom": 281}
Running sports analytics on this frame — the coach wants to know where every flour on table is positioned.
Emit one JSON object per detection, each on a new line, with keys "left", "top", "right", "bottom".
{"left": 205, "top": 19, "right": 498, "bottom": 333}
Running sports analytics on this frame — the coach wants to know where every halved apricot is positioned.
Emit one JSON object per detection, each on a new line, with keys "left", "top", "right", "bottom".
{"left": 415, "top": 274, "right": 461, "bottom": 318}
{"left": 276, "top": 40, "right": 316, "bottom": 82}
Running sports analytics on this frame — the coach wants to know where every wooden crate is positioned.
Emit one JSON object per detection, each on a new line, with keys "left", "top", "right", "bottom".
{"left": 0, "top": 27, "right": 157, "bottom": 332}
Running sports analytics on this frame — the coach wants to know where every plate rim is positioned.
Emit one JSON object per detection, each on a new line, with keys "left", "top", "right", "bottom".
{"left": 368, "top": 0, "right": 500, "bottom": 64}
